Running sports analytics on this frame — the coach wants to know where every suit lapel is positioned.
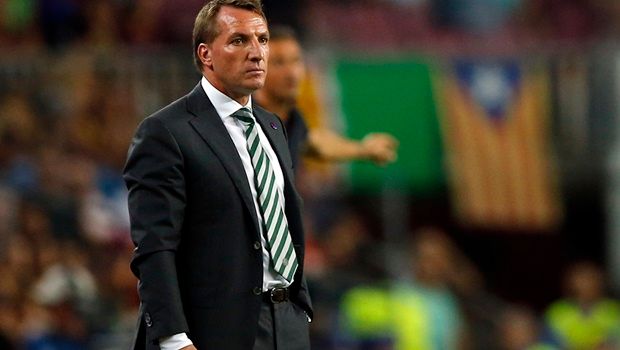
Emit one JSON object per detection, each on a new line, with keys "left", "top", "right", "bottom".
{"left": 186, "top": 84, "right": 261, "bottom": 236}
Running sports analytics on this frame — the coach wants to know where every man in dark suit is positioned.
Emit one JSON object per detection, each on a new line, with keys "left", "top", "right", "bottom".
{"left": 123, "top": 1, "right": 312, "bottom": 349}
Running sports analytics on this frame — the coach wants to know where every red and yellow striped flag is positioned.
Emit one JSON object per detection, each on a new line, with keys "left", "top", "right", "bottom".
{"left": 434, "top": 60, "right": 562, "bottom": 231}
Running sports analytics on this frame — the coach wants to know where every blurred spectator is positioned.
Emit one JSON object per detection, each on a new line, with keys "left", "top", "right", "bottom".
{"left": 0, "top": 0, "right": 41, "bottom": 48}
{"left": 34, "top": 145, "right": 82, "bottom": 241}
{"left": 542, "top": 262, "right": 620, "bottom": 349}
{"left": 0, "top": 186, "right": 18, "bottom": 235}
{"left": 306, "top": 209, "right": 381, "bottom": 348}
{"left": 338, "top": 227, "right": 464, "bottom": 350}
{"left": 79, "top": 166, "right": 131, "bottom": 247}
{"left": 123, "top": 0, "right": 166, "bottom": 45}
{"left": 81, "top": 2, "right": 120, "bottom": 49}
{"left": 25, "top": 241, "right": 97, "bottom": 350}
{"left": 0, "top": 91, "right": 42, "bottom": 195}
{"left": 0, "top": 92, "right": 42, "bottom": 153}
{"left": 31, "top": 241, "right": 97, "bottom": 315}
{"left": 0, "top": 240, "right": 25, "bottom": 349}
{"left": 5, "top": 233, "right": 38, "bottom": 292}
{"left": 338, "top": 285, "right": 396, "bottom": 349}
{"left": 498, "top": 305, "right": 555, "bottom": 350}
{"left": 254, "top": 25, "right": 398, "bottom": 171}
{"left": 66, "top": 56, "right": 137, "bottom": 168}
{"left": 403, "top": 227, "right": 464, "bottom": 349}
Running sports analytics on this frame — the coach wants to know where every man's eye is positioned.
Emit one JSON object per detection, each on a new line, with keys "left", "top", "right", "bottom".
{"left": 232, "top": 38, "right": 243, "bottom": 45}
{"left": 259, "top": 37, "right": 269, "bottom": 44}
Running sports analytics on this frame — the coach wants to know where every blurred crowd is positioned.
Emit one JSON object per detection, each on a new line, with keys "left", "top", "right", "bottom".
{"left": 0, "top": 53, "right": 140, "bottom": 349}
{"left": 306, "top": 0, "right": 620, "bottom": 48}
{"left": 2, "top": 0, "right": 620, "bottom": 349}
{"left": 307, "top": 223, "right": 620, "bottom": 350}
{"left": 0, "top": 2, "right": 188, "bottom": 348}
{"left": 0, "top": 0, "right": 308, "bottom": 50}
{"left": 2, "top": 0, "right": 620, "bottom": 51}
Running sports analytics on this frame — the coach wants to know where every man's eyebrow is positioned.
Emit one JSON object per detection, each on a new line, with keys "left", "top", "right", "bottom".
{"left": 228, "top": 32, "right": 249, "bottom": 38}
{"left": 226, "top": 26, "right": 269, "bottom": 37}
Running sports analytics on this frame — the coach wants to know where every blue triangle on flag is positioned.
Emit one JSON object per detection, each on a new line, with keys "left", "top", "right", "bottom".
{"left": 454, "top": 60, "right": 521, "bottom": 123}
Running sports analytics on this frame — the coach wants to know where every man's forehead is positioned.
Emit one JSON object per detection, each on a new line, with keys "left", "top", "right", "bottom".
{"left": 217, "top": 6, "right": 267, "bottom": 31}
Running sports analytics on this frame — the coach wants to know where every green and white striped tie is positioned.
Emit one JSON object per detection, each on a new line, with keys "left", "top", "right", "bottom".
{"left": 233, "top": 108, "right": 298, "bottom": 282}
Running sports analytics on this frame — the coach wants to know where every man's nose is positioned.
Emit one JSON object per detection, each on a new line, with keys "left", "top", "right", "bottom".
{"left": 248, "top": 39, "right": 265, "bottom": 61}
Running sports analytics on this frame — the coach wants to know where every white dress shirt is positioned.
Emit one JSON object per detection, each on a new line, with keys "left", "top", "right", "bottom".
{"left": 160, "top": 77, "right": 292, "bottom": 349}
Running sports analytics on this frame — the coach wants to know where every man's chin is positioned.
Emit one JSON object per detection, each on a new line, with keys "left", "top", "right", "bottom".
{"left": 244, "top": 81, "right": 265, "bottom": 94}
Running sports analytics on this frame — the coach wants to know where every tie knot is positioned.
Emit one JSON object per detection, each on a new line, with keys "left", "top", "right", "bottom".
{"left": 232, "top": 108, "right": 255, "bottom": 125}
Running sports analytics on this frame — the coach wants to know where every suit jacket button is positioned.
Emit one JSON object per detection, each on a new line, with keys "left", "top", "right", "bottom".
{"left": 144, "top": 312, "right": 153, "bottom": 327}
{"left": 253, "top": 287, "right": 262, "bottom": 295}
{"left": 253, "top": 241, "right": 261, "bottom": 250}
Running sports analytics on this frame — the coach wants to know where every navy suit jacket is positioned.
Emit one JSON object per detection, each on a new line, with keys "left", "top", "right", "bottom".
{"left": 123, "top": 84, "right": 312, "bottom": 349}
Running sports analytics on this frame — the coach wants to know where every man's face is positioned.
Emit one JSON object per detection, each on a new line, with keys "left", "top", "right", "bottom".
{"left": 263, "top": 38, "right": 305, "bottom": 103}
{"left": 201, "top": 6, "right": 269, "bottom": 100}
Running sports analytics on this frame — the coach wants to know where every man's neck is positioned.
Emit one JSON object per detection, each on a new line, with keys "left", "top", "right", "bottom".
{"left": 202, "top": 74, "right": 251, "bottom": 106}
{"left": 254, "top": 92, "right": 294, "bottom": 122}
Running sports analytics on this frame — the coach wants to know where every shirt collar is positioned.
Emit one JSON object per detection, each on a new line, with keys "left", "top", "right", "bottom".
{"left": 200, "top": 76, "right": 252, "bottom": 120}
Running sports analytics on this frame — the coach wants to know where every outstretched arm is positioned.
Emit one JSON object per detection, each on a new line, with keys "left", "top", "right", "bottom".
{"left": 305, "top": 128, "right": 398, "bottom": 165}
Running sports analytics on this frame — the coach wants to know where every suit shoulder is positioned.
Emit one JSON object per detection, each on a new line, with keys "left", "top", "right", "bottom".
{"left": 144, "top": 94, "right": 192, "bottom": 127}
{"left": 132, "top": 94, "right": 195, "bottom": 146}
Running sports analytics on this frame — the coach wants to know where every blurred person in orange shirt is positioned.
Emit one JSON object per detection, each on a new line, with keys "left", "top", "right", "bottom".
{"left": 253, "top": 25, "right": 398, "bottom": 171}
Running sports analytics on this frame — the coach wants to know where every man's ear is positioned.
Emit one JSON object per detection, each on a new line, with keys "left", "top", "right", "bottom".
{"left": 197, "top": 43, "right": 212, "bottom": 68}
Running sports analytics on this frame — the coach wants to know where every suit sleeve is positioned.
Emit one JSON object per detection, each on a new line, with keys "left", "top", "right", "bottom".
{"left": 123, "top": 116, "right": 189, "bottom": 345}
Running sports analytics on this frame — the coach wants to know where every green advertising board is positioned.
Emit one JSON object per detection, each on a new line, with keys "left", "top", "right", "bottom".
{"left": 334, "top": 57, "right": 445, "bottom": 194}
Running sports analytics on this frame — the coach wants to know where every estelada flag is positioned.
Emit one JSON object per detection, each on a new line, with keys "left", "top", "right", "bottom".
{"left": 433, "top": 60, "right": 562, "bottom": 231}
